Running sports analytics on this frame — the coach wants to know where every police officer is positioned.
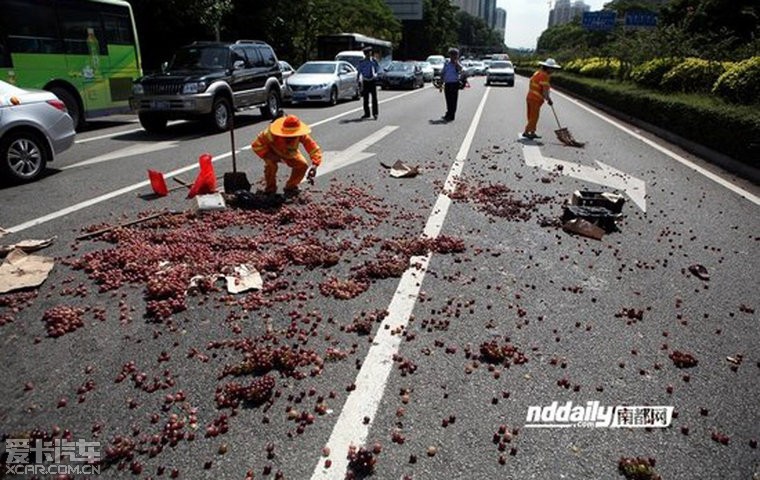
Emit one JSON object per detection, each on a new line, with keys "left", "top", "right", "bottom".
{"left": 357, "top": 46, "right": 380, "bottom": 119}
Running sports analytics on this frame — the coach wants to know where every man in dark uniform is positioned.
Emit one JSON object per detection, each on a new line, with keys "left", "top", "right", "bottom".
{"left": 356, "top": 46, "right": 380, "bottom": 119}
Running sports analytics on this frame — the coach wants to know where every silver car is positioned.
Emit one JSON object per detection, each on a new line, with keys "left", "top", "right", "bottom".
{"left": 286, "top": 61, "right": 360, "bottom": 105}
{"left": 485, "top": 60, "right": 515, "bottom": 86}
{"left": 0, "top": 80, "right": 75, "bottom": 183}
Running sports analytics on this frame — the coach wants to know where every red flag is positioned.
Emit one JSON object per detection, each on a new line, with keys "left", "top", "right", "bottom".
{"left": 187, "top": 153, "right": 217, "bottom": 198}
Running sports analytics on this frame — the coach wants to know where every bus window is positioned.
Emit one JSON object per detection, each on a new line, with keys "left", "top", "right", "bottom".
{"left": 58, "top": 4, "right": 106, "bottom": 55}
{"left": 3, "top": 0, "right": 62, "bottom": 54}
{"left": 102, "top": 12, "right": 134, "bottom": 45}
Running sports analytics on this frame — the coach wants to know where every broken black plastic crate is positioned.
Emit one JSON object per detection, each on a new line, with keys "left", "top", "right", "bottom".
{"left": 561, "top": 205, "right": 622, "bottom": 233}
{"left": 571, "top": 190, "right": 625, "bottom": 214}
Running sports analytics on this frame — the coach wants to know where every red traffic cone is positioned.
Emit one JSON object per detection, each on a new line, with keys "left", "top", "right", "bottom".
{"left": 187, "top": 153, "right": 217, "bottom": 199}
{"left": 148, "top": 169, "right": 169, "bottom": 196}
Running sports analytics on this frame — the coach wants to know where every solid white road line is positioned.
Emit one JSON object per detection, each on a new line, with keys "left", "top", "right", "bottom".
{"left": 6, "top": 152, "right": 232, "bottom": 234}
{"left": 554, "top": 90, "right": 760, "bottom": 206}
{"left": 309, "top": 88, "right": 491, "bottom": 480}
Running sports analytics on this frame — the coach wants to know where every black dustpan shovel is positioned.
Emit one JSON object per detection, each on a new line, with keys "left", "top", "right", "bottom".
{"left": 223, "top": 114, "right": 251, "bottom": 193}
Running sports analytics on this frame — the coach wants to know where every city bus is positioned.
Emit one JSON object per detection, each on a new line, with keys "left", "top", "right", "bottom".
{"left": 0, "top": 0, "right": 142, "bottom": 129}
{"left": 317, "top": 33, "right": 393, "bottom": 68}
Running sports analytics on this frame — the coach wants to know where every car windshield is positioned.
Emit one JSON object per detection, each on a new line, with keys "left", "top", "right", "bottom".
{"left": 387, "top": 62, "right": 413, "bottom": 72}
{"left": 491, "top": 61, "right": 512, "bottom": 69}
{"left": 418, "top": 62, "right": 431, "bottom": 68}
{"left": 297, "top": 63, "right": 337, "bottom": 74}
{"left": 171, "top": 47, "right": 229, "bottom": 70}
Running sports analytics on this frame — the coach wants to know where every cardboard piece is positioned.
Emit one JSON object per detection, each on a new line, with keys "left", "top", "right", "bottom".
{"left": 381, "top": 160, "right": 420, "bottom": 178}
{"left": 0, "top": 237, "right": 56, "bottom": 257}
{"left": 0, "top": 249, "right": 55, "bottom": 294}
{"left": 562, "top": 218, "right": 605, "bottom": 240}
{"left": 225, "top": 264, "right": 263, "bottom": 294}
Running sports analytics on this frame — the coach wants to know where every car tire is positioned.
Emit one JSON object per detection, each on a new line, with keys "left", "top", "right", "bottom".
{"left": 139, "top": 112, "right": 168, "bottom": 133}
{"left": 0, "top": 129, "right": 49, "bottom": 183}
{"left": 260, "top": 88, "right": 281, "bottom": 119}
{"left": 486, "top": 79, "right": 490, "bottom": 86}
{"left": 328, "top": 87, "right": 338, "bottom": 106}
{"left": 210, "top": 96, "right": 232, "bottom": 132}
{"left": 50, "top": 87, "right": 83, "bottom": 131}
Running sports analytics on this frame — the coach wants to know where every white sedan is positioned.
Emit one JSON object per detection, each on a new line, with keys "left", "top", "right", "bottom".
{"left": 285, "top": 61, "right": 360, "bottom": 106}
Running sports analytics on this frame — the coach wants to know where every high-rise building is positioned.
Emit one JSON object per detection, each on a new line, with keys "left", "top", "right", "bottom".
{"left": 452, "top": 0, "right": 480, "bottom": 17}
{"left": 548, "top": 0, "right": 590, "bottom": 27}
{"left": 494, "top": 7, "right": 507, "bottom": 40}
{"left": 480, "top": 0, "right": 497, "bottom": 28}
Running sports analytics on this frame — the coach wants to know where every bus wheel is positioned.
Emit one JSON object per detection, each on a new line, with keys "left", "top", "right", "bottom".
{"left": 138, "top": 113, "right": 168, "bottom": 133}
{"left": 0, "top": 129, "right": 49, "bottom": 184}
{"left": 50, "top": 87, "right": 83, "bottom": 131}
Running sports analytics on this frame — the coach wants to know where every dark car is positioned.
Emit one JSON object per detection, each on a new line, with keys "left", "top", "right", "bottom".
{"left": 381, "top": 61, "right": 424, "bottom": 90}
{"left": 130, "top": 40, "right": 283, "bottom": 133}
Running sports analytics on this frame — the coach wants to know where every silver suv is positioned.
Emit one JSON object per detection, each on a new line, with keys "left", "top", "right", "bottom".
{"left": 130, "top": 40, "right": 283, "bottom": 133}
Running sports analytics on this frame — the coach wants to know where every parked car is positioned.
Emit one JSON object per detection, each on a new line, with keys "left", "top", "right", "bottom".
{"left": 381, "top": 61, "right": 424, "bottom": 90}
{"left": 415, "top": 61, "right": 434, "bottom": 82}
{"left": 286, "top": 61, "right": 360, "bottom": 105}
{"left": 130, "top": 40, "right": 283, "bottom": 133}
{"left": 485, "top": 60, "right": 515, "bottom": 86}
{"left": 0, "top": 80, "right": 75, "bottom": 183}
{"left": 425, "top": 55, "right": 445, "bottom": 78}
{"left": 279, "top": 60, "right": 295, "bottom": 101}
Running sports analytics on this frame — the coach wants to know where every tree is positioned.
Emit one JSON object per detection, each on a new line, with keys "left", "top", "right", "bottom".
{"left": 455, "top": 11, "right": 504, "bottom": 57}
{"left": 191, "top": 0, "right": 233, "bottom": 41}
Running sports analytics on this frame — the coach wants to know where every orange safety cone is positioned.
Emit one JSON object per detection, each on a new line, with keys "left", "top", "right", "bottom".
{"left": 187, "top": 153, "right": 217, "bottom": 199}
{"left": 148, "top": 169, "right": 169, "bottom": 196}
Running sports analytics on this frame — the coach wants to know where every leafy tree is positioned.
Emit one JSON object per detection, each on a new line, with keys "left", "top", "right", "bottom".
{"left": 422, "top": 0, "right": 459, "bottom": 55}
{"left": 455, "top": 11, "right": 504, "bottom": 57}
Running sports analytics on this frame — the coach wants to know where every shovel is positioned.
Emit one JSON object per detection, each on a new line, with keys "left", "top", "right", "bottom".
{"left": 550, "top": 104, "right": 585, "bottom": 148}
{"left": 223, "top": 115, "right": 251, "bottom": 193}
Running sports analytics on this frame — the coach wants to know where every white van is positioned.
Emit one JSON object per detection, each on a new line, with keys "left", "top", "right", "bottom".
{"left": 335, "top": 51, "right": 365, "bottom": 69}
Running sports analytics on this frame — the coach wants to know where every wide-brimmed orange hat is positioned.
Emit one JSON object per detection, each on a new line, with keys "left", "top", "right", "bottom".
{"left": 269, "top": 115, "right": 311, "bottom": 137}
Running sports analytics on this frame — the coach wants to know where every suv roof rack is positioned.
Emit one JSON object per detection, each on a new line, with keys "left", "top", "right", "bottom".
{"left": 235, "top": 40, "right": 267, "bottom": 45}
{"left": 190, "top": 41, "right": 227, "bottom": 46}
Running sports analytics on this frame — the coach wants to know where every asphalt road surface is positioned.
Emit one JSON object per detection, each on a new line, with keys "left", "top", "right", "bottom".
{"left": 1, "top": 75, "right": 759, "bottom": 480}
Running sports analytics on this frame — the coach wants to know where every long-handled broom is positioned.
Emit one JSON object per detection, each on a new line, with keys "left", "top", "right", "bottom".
{"left": 550, "top": 104, "right": 585, "bottom": 148}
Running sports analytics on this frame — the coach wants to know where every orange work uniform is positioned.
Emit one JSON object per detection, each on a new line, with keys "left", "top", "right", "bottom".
{"left": 525, "top": 70, "right": 550, "bottom": 135}
{"left": 251, "top": 128, "right": 322, "bottom": 193}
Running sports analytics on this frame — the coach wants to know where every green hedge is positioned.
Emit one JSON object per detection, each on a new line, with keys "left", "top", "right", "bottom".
{"left": 713, "top": 56, "right": 760, "bottom": 105}
{"left": 630, "top": 58, "right": 681, "bottom": 88}
{"left": 513, "top": 67, "right": 760, "bottom": 165}
{"left": 660, "top": 58, "right": 727, "bottom": 94}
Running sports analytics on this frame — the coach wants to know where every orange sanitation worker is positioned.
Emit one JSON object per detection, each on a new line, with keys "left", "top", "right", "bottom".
{"left": 251, "top": 115, "right": 322, "bottom": 195}
{"left": 523, "top": 58, "right": 562, "bottom": 140}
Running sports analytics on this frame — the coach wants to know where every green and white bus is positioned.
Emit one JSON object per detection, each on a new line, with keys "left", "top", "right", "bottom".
{"left": 0, "top": 0, "right": 142, "bottom": 129}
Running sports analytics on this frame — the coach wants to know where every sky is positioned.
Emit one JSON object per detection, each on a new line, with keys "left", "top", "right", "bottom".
{"left": 497, "top": 0, "right": 608, "bottom": 50}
